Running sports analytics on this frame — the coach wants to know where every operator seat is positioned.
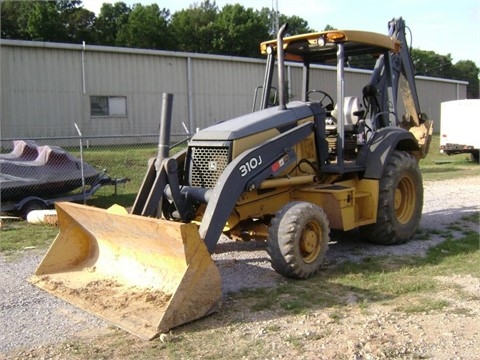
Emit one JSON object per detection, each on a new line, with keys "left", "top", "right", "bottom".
{"left": 329, "top": 96, "right": 363, "bottom": 132}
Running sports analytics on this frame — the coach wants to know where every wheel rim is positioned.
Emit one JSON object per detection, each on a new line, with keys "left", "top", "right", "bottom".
{"left": 299, "top": 221, "right": 323, "bottom": 263}
{"left": 394, "top": 175, "right": 416, "bottom": 224}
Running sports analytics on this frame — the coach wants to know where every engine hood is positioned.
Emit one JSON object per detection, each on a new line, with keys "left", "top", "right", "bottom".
{"left": 191, "top": 101, "right": 322, "bottom": 142}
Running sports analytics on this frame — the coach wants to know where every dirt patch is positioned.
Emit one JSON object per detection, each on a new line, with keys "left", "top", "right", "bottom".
{"left": 32, "top": 275, "right": 171, "bottom": 310}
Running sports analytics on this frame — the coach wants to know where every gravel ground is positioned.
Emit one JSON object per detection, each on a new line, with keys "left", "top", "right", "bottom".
{"left": 1, "top": 176, "right": 479, "bottom": 355}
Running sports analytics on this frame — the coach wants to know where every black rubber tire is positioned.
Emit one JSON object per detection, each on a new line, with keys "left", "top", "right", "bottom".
{"left": 470, "top": 150, "right": 479, "bottom": 163}
{"left": 359, "top": 150, "right": 423, "bottom": 245}
{"left": 21, "top": 199, "right": 47, "bottom": 219}
{"left": 267, "top": 201, "right": 330, "bottom": 279}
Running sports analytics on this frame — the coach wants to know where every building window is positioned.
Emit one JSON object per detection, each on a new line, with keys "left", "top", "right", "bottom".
{"left": 90, "top": 96, "right": 127, "bottom": 117}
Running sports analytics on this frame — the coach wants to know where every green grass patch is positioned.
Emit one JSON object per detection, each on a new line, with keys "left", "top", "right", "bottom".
{"left": 230, "top": 213, "right": 479, "bottom": 315}
{"left": 395, "top": 298, "right": 450, "bottom": 314}
{"left": 420, "top": 135, "right": 480, "bottom": 181}
{"left": 0, "top": 222, "right": 57, "bottom": 252}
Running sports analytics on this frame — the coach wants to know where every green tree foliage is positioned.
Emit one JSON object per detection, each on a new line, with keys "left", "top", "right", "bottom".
{"left": 1, "top": 0, "right": 94, "bottom": 43}
{"left": 93, "top": 2, "right": 131, "bottom": 46}
{"left": 63, "top": 7, "right": 96, "bottom": 43}
{"left": 116, "top": 4, "right": 172, "bottom": 49}
{"left": 170, "top": 0, "right": 218, "bottom": 53}
{"left": 256, "top": 7, "right": 313, "bottom": 37}
{"left": 278, "top": 14, "right": 313, "bottom": 35}
{"left": 26, "top": 1, "right": 66, "bottom": 41}
{"left": 452, "top": 60, "right": 479, "bottom": 99}
{"left": 212, "top": 4, "right": 269, "bottom": 57}
{"left": 411, "top": 49, "right": 455, "bottom": 78}
{"left": 0, "top": 1, "right": 31, "bottom": 39}
{"left": 0, "top": 0, "right": 478, "bottom": 95}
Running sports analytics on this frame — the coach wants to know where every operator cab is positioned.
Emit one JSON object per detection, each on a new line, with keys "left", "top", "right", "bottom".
{"left": 258, "top": 26, "right": 406, "bottom": 170}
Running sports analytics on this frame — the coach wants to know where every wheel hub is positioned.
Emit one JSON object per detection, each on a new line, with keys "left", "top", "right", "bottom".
{"left": 299, "top": 222, "right": 323, "bottom": 264}
{"left": 301, "top": 229, "right": 317, "bottom": 254}
{"left": 395, "top": 176, "right": 415, "bottom": 224}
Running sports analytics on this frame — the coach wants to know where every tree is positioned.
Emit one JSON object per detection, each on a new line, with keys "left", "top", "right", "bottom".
{"left": 170, "top": 0, "right": 218, "bottom": 53}
{"left": 116, "top": 4, "right": 173, "bottom": 50}
{"left": 27, "top": 1, "right": 67, "bottom": 42}
{"left": 93, "top": 2, "right": 131, "bottom": 46}
{"left": 1, "top": 0, "right": 93, "bottom": 43}
{"left": 64, "top": 7, "right": 96, "bottom": 43}
{"left": 256, "top": 7, "right": 312, "bottom": 37}
{"left": 278, "top": 14, "right": 313, "bottom": 36}
{"left": 411, "top": 49, "right": 455, "bottom": 78}
{"left": 0, "top": 0, "right": 32, "bottom": 39}
{"left": 453, "top": 60, "right": 479, "bottom": 99}
{"left": 213, "top": 4, "right": 270, "bottom": 57}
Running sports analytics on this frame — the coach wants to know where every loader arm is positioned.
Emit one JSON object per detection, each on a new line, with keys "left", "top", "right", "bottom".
{"left": 199, "top": 120, "right": 315, "bottom": 253}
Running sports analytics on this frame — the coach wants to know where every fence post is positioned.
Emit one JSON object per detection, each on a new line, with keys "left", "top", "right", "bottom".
{"left": 74, "top": 123, "right": 86, "bottom": 204}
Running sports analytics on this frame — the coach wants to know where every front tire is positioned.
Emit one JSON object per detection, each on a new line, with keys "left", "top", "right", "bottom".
{"left": 267, "top": 202, "right": 330, "bottom": 279}
{"left": 360, "top": 150, "right": 423, "bottom": 244}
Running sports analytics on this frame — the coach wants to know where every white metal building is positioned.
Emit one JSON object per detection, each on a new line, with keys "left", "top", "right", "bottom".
{"left": 0, "top": 39, "right": 468, "bottom": 144}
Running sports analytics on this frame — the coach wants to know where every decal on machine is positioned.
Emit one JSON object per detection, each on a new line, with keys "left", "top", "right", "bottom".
{"left": 239, "top": 155, "right": 263, "bottom": 177}
{"left": 271, "top": 154, "right": 290, "bottom": 173}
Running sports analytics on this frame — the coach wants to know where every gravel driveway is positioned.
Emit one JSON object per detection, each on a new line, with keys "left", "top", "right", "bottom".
{"left": 1, "top": 176, "right": 479, "bottom": 355}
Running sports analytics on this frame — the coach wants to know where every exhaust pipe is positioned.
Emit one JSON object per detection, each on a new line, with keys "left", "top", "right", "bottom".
{"left": 155, "top": 93, "right": 174, "bottom": 172}
{"left": 132, "top": 93, "right": 173, "bottom": 216}
{"left": 277, "top": 23, "right": 289, "bottom": 110}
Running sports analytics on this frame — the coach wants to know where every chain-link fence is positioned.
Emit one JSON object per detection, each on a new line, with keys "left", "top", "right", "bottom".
{"left": 0, "top": 134, "right": 188, "bottom": 216}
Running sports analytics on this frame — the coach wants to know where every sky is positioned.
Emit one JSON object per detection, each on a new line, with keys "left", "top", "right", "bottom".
{"left": 82, "top": 0, "right": 480, "bottom": 66}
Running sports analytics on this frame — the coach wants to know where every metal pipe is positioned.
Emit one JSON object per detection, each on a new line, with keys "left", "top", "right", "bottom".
{"left": 155, "top": 93, "right": 173, "bottom": 172}
{"left": 277, "top": 23, "right": 289, "bottom": 110}
{"left": 81, "top": 41, "right": 86, "bottom": 95}
{"left": 74, "top": 123, "right": 86, "bottom": 204}
{"left": 187, "top": 57, "right": 194, "bottom": 133}
{"left": 259, "top": 175, "right": 316, "bottom": 189}
{"left": 260, "top": 49, "right": 275, "bottom": 110}
{"left": 336, "top": 43, "right": 345, "bottom": 168}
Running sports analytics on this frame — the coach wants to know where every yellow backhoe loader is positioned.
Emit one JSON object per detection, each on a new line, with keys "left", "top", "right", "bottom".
{"left": 31, "top": 17, "right": 432, "bottom": 339}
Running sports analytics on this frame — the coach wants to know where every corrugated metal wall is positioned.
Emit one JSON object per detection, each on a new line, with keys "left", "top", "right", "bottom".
{"left": 0, "top": 39, "right": 467, "bottom": 142}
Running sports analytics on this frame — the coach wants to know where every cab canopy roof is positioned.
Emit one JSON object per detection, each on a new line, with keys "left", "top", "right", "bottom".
{"left": 260, "top": 29, "right": 401, "bottom": 64}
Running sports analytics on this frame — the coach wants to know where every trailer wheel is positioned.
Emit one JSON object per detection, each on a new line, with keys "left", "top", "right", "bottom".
{"left": 267, "top": 202, "right": 329, "bottom": 279}
{"left": 470, "top": 150, "right": 479, "bottom": 163}
{"left": 21, "top": 200, "right": 47, "bottom": 219}
{"left": 360, "top": 150, "right": 423, "bottom": 245}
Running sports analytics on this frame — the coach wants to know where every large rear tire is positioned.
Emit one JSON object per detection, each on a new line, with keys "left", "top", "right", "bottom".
{"left": 267, "top": 202, "right": 329, "bottom": 279}
{"left": 360, "top": 150, "right": 423, "bottom": 245}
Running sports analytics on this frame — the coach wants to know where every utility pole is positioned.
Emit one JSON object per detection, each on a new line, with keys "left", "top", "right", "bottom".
{"left": 272, "top": 0, "right": 279, "bottom": 34}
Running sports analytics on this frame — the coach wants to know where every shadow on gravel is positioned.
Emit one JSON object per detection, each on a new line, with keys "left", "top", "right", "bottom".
{"left": 420, "top": 205, "right": 480, "bottom": 230}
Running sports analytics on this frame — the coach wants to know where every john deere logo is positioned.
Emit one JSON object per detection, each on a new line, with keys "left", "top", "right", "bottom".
{"left": 208, "top": 161, "right": 217, "bottom": 171}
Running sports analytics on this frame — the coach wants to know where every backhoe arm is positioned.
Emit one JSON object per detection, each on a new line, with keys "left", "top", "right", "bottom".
{"left": 366, "top": 17, "right": 432, "bottom": 157}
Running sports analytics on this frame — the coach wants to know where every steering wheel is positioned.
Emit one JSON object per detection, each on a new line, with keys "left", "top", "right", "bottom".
{"left": 307, "top": 90, "right": 334, "bottom": 110}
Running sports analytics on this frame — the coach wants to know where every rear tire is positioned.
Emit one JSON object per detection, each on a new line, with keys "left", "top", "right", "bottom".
{"left": 360, "top": 150, "right": 423, "bottom": 244}
{"left": 267, "top": 202, "right": 329, "bottom": 279}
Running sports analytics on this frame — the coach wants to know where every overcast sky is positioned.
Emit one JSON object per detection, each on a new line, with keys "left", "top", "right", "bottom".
{"left": 82, "top": 0, "right": 480, "bottom": 66}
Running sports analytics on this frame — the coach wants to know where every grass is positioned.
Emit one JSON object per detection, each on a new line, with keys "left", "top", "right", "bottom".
{"left": 0, "top": 222, "right": 58, "bottom": 253}
{"left": 65, "top": 143, "right": 187, "bottom": 209}
{"left": 2, "top": 134, "right": 475, "bottom": 213}
{"left": 229, "top": 213, "right": 479, "bottom": 318}
{"left": 419, "top": 134, "right": 480, "bottom": 181}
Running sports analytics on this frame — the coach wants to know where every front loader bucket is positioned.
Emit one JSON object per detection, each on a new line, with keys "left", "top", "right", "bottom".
{"left": 30, "top": 202, "right": 222, "bottom": 340}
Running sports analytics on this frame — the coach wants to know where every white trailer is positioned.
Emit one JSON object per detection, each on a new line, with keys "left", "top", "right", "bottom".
{"left": 440, "top": 99, "right": 480, "bottom": 162}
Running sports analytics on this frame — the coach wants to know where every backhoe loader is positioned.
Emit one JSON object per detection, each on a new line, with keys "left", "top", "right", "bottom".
{"left": 31, "top": 17, "right": 432, "bottom": 339}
